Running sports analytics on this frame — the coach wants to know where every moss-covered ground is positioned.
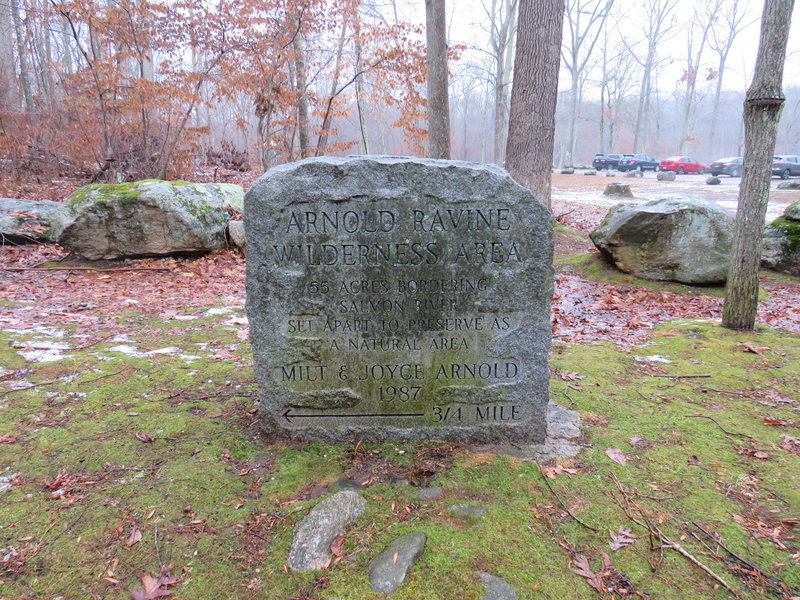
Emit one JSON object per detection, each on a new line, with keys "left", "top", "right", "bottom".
{"left": 1, "top": 299, "right": 798, "bottom": 600}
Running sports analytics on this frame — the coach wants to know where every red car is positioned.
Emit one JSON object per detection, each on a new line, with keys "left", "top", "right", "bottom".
{"left": 658, "top": 156, "right": 708, "bottom": 174}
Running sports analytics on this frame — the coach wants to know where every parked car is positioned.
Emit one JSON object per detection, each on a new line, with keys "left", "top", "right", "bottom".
{"left": 772, "top": 155, "right": 800, "bottom": 179}
{"left": 618, "top": 153, "right": 659, "bottom": 172}
{"left": 592, "top": 152, "right": 624, "bottom": 170}
{"left": 709, "top": 157, "right": 743, "bottom": 177}
{"left": 658, "top": 156, "right": 708, "bottom": 174}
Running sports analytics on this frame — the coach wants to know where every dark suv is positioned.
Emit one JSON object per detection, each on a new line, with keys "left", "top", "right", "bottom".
{"left": 618, "top": 153, "right": 659, "bottom": 172}
{"left": 592, "top": 153, "right": 624, "bottom": 170}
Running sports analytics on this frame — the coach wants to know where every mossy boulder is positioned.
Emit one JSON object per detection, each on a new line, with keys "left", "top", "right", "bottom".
{"left": 0, "top": 198, "right": 61, "bottom": 242}
{"left": 761, "top": 201, "right": 800, "bottom": 276}
{"left": 589, "top": 196, "right": 734, "bottom": 285}
{"left": 52, "top": 180, "right": 244, "bottom": 259}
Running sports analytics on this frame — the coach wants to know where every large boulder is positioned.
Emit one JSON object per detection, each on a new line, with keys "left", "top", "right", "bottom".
{"left": 761, "top": 201, "right": 800, "bottom": 276}
{"left": 590, "top": 196, "right": 734, "bottom": 285}
{"left": 0, "top": 198, "right": 61, "bottom": 243}
{"left": 657, "top": 170, "right": 676, "bottom": 182}
{"left": 51, "top": 180, "right": 244, "bottom": 259}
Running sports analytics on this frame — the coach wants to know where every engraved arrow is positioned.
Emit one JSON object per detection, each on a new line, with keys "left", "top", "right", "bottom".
{"left": 282, "top": 408, "right": 425, "bottom": 423}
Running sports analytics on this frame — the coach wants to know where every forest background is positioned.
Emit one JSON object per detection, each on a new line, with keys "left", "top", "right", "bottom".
{"left": 0, "top": 0, "right": 798, "bottom": 184}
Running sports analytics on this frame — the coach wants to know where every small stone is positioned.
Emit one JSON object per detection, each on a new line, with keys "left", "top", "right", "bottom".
{"left": 706, "top": 176, "right": 721, "bottom": 185}
{"left": 657, "top": 170, "right": 677, "bottom": 181}
{"left": 603, "top": 183, "right": 633, "bottom": 197}
{"left": 288, "top": 490, "right": 366, "bottom": 571}
{"left": 368, "top": 532, "right": 426, "bottom": 594}
{"left": 228, "top": 219, "right": 246, "bottom": 251}
{"left": 389, "top": 475, "right": 409, "bottom": 486}
{"left": 625, "top": 170, "right": 643, "bottom": 178}
{"left": 479, "top": 572, "right": 519, "bottom": 600}
{"left": 447, "top": 504, "right": 488, "bottom": 518}
{"left": 335, "top": 476, "right": 364, "bottom": 491}
{"left": 584, "top": 170, "right": 597, "bottom": 176}
{"left": 416, "top": 486, "right": 443, "bottom": 500}
{"left": 777, "top": 180, "right": 800, "bottom": 190}
{"left": 560, "top": 168, "right": 575, "bottom": 174}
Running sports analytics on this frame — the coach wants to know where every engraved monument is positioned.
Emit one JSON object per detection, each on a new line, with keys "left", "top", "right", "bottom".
{"left": 245, "top": 156, "right": 553, "bottom": 443}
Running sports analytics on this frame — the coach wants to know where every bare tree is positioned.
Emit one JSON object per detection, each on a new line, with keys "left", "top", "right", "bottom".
{"left": 505, "top": 0, "right": 564, "bottom": 207}
{"left": 0, "top": 0, "right": 17, "bottom": 109}
{"left": 596, "top": 24, "right": 636, "bottom": 151}
{"left": 561, "top": 0, "right": 614, "bottom": 166}
{"left": 722, "top": 0, "right": 794, "bottom": 330}
{"left": 479, "top": 0, "right": 518, "bottom": 164}
{"left": 425, "top": 0, "right": 450, "bottom": 158}
{"left": 676, "top": 2, "right": 718, "bottom": 154}
{"left": 629, "top": 0, "right": 679, "bottom": 152}
{"left": 706, "top": 0, "right": 753, "bottom": 158}
{"left": 11, "top": 0, "right": 34, "bottom": 115}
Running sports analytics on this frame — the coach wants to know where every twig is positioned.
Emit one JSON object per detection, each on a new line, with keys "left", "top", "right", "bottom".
{"left": 691, "top": 522, "right": 776, "bottom": 583}
{"left": 537, "top": 465, "right": 598, "bottom": 532}
{"left": 693, "top": 386, "right": 748, "bottom": 396}
{"left": 0, "top": 379, "right": 60, "bottom": 397}
{"left": 555, "top": 208, "right": 577, "bottom": 221}
{"left": 650, "top": 374, "right": 711, "bottom": 379}
{"left": 610, "top": 474, "right": 739, "bottom": 597}
{"left": 154, "top": 525, "right": 162, "bottom": 568}
{"left": 158, "top": 432, "right": 225, "bottom": 442}
{"left": 72, "top": 335, "right": 115, "bottom": 351}
{"left": 686, "top": 415, "right": 755, "bottom": 440}
{"left": 3, "top": 266, "right": 170, "bottom": 272}
{"left": 78, "top": 368, "right": 129, "bottom": 385}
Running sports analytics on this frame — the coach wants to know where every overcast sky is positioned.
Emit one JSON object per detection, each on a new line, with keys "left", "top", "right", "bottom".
{"left": 390, "top": 1, "right": 800, "bottom": 96}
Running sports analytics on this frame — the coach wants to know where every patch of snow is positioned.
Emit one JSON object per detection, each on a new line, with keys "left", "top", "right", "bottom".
{"left": 206, "top": 307, "right": 233, "bottom": 315}
{"left": 19, "top": 349, "right": 73, "bottom": 362}
{"left": 0, "top": 473, "right": 19, "bottom": 493}
{"left": 634, "top": 355, "right": 672, "bottom": 364}
{"left": 174, "top": 315, "right": 199, "bottom": 321}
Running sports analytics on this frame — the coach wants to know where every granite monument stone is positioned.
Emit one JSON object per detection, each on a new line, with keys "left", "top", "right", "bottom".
{"left": 245, "top": 156, "right": 552, "bottom": 443}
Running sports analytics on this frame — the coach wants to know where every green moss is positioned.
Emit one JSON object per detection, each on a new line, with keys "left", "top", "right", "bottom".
{"left": 769, "top": 216, "right": 800, "bottom": 252}
{"left": 2, "top": 313, "right": 799, "bottom": 599}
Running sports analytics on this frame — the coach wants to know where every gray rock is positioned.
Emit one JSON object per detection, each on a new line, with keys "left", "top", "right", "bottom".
{"left": 560, "top": 168, "right": 575, "bottom": 174}
{"left": 335, "top": 476, "right": 364, "bottom": 491}
{"left": 625, "top": 170, "right": 643, "bottom": 178}
{"left": 288, "top": 490, "right": 366, "bottom": 571}
{"left": 368, "top": 532, "right": 426, "bottom": 594}
{"left": 479, "top": 572, "right": 518, "bottom": 600}
{"left": 603, "top": 183, "right": 633, "bottom": 197}
{"left": 605, "top": 171, "right": 616, "bottom": 177}
{"left": 657, "top": 170, "right": 676, "bottom": 182}
{"left": 52, "top": 180, "right": 244, "bottom": 259}
{"left": 777, "top": 180, "right": 800, "bottom": 190}
{"left": 589, "top": 196, "right": 734, "bottom": 285}
{"left": 228, "top": 219, "right": 246, "bottom": 252}
{"left": 447, "top": 504, "right": 488, "bottom": 518}
{"left": 245, "top": 156, "right": 553, "bottom": 444}
{"left": 706, "top": 176, "right": 721, "bottom": 185}
{"left": 0, "top": 198, "right": 61, "bottom": 242}
{"left": 785, "top": 200, "right": 800, "bottom": 221}
{"left": 416, "top": 486, "right": 443, "bottom": 500}
{"left": 584, "top": 170, "right": 597, "bottom": 176}
{"left": 761, "top": 212, "right": 800, "bottom": 276}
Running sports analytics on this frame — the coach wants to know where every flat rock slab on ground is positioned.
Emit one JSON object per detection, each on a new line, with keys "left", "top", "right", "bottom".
{"left": 368, "top": 531, "right": 426, "bottom": 594}
{"left": 288, "top": 490, "right": 366, "bottom": 571}
{"left": 416, "top": 486, "right": 443, "bottom": 500}
{"left": 480, "top": 572, "right": 519, "bottom": 600}
{"left": 0, "top": 198, "right": 61, "bottom": 242}
{"left": 447, "top": 504, "right": 489, "bottom": 519}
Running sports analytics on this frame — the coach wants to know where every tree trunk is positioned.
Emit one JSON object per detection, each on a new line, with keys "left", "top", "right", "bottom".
{"left": 293, "top": 22, "right": 311, "bottom": 158}
{"left": 316, "top": 21, "right": 348, "bottom": 155}
{"left": 722, "top": 0, "right": 793, "bottom": 331}
{"left": 353, "top": 13, "right": 370, "bottom": 154}
{"left": 0, "top": 0, "right": 16, "bottom": 109}
{"left": 11, "top": 0, "right": 34, "bottom": 115}
{"left": 505, "top": 0, "right": 564, "bottom": 207}
{"left": 425, "top": 0, "right": 450, "bottom": 159}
